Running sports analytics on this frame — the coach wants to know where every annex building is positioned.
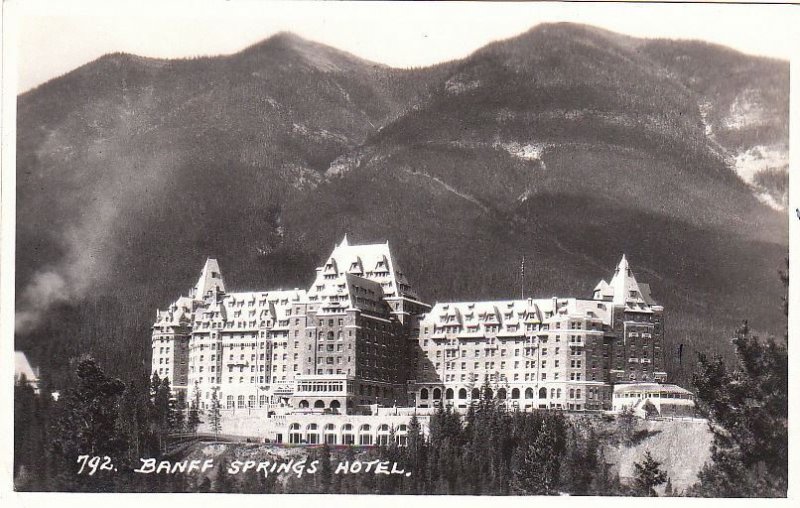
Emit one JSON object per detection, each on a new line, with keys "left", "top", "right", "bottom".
{"left": 152, "top": 236, "right": 670, "bottom": 422}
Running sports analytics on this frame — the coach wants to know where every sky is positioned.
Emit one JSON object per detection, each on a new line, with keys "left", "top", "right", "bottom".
{"left": 8, "top": 0, "right": 799, "bottom": 93}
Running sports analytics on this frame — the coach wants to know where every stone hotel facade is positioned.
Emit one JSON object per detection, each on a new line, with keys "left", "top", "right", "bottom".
{"left": 152, "top": 236, "right": 667, "bottom": 415}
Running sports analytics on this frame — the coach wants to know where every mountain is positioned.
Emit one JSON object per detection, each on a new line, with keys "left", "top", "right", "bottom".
{"left": 15, "top": 23, "right": 788, "bottom": 387}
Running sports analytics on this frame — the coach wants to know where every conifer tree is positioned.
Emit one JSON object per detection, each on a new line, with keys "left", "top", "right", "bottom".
{"left": 49, "top": 357, "right": 127, "bottom": 490}
{"left": 633, "top": 451, "right": 668, "bottom": 496}
{"left": 510, "top": 418, "right": 561, "bottom": 495}
{"left": 319, "top": 442, "right": 333, "bottom": 493}
{"left": 187, "top": 382, "right": 203, "bottom": 433}
{"left": 209, "top": 386, "right": 222, "bottom": 439}
{"left": 214, "top": 459, "right": 236, "bottom": 493}
{"left": 589, "top": 447, "right": 623, "bottom": 496}
{"left": 152, "top": 377, "right": 171, "bottom": 452}
{"left": 173, "top": 390, "right": 187, "bottom": 433}
{"left": 665, "top": 477, "right": 674, "bottom": 496}
{"left": 691, "top": 264, "right": 788, "bottom": 497}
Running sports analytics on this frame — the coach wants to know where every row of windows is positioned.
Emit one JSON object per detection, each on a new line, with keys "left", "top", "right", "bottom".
{"left": 436, "top": 370, "right": 604, "bottom": 383}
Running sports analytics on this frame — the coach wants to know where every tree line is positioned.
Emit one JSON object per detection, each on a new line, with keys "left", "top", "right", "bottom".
{"left": 14, "top": 361, "right": 205, "bottom": 492}
{"left": 14, "top": 262, "right": 788, "bottom": 496}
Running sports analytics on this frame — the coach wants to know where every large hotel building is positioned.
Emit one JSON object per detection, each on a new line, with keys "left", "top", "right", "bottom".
{"left": 152, "top": 236, "right": 667, "bottom": 416}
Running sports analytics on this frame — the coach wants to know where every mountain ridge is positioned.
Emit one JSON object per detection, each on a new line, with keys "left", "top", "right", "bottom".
{"left": 15, "top": 23, "right": 788, "bottom": 388}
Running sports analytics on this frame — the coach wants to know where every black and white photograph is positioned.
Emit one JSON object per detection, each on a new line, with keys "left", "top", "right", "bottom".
{"left": 2, "top": 0, "right": 796, "bottom": 502}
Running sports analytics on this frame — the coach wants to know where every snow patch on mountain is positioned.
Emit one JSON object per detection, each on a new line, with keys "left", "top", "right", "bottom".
{"left": 732, "top": 145, "right": 788, "bottom": 183}
{"left": 724, "top": 89, "right": 768, "bottom": 130}
{"left": 444, "top": 76, "right": 481, "bottom": 95}
{"left": 495, "top": 141, "right": 548, "bottom": 169}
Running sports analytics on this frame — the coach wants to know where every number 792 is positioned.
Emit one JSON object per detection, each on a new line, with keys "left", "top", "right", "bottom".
{"left": 76, "top": 455, "right": 115, "bottom": 475}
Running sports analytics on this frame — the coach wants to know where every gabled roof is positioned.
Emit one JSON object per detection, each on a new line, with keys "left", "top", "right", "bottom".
{"left": 308, "top": 236, "right": 419, "bottom": 300}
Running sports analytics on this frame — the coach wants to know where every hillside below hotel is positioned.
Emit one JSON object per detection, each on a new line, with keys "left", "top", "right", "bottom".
{"left": 152, "top": 236, "right": 694, "bottom": 442}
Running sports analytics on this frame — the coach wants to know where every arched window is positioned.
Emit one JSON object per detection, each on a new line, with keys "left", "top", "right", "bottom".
{"left": 557, "top": 388, "right": 562, "bottom": 398}
{"left": 324, "top": 423, "right": 337, "bottom": 445}
{"left": 511, "top": 388, "right": 520, "bottom": 399}
{"left": 377, "top": 424, "right": 391, "bottom": 445}
{"left": 299, "top": 400, "right": 309, "bottom": 409}
{"left": 539, "top": 387, "right": 547, "bottom": 399}
{"left": 420, "top": 388, "right": 429, "bottom": 400}
{"left": 359, "top": 424, "right": 373, "bottom": 445}
{"left": 237, "top": 395, "right": 245, "bottom": 408}
{"left": 497, "top": 388, "right": 507, "bottom": 400}
{"left": 433, "top": 388, "right": 442, "bottom": 400}
{"left": 472, "top": 388, "right": 480, "bottom": 399}
{"left": 576, "top": 389, "right": 581, "bottom": 399}
{"left": 258, "top": 395, "right": 267, "bottom": 407}
{"left": 289, "top": 423, "right": 302, "bottom": 444}
{"left": 525, "top": 388, "right": 534, "bottom": 399}
{"left": 226, "top": 395, "right": 235, "bottom": 409}
{"left": 445, "top": 388, "right": 454, "bottom": 400}
{"left": 459, "top": 388, "right": 467, "bottom": 399}
{"left": 330, "top": 400, "right": 341, "bottom": 410}
{"left": 314, "top": 400, "right": 325, "bottom": 408}
{"left": 328, "top": 331, "right": 334, "bottom": 340}
{"left": 306, "top": 423, "right": 320, "bottom": 445}
{"left": 342, "top": 423, "right": 355, "bottom": 445}
{"left": 569, "top": 389, "right": 575, "bottom": 399}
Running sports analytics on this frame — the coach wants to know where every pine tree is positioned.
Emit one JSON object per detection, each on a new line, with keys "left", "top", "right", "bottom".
{"left": 173, "top": 390, "right": 187, "bottom": 433}
{"left": 691, "top": 264, "right": 788, "bottom": 497}
{"left": 633, "top": 451, "right": 668, "bottom": 496}
{"left": 116, "top": 377, "right": 154, "bottom": 465}
{"left": 187, "top": 382, "right": 203, "bottom": 433}
{"left": 319, "top": 442, "right": 333, "bottom": 493}
{"left": 510, "top": 418, "right": 561, "bottom": 495}
{"left": 214, "top": 459, "right": 237, "bottom": 493}
{"left": 49, "top": 357, "right": 127, "bottom": 491}
{"left": 152, "top": 377, "right": 171, "bottom": 452}
{"left": 209, "top": 386, "right": 222, "bottom": 439}
{"left": 589, "top": 447, "right": 622, "bottom": 496}
{"left": 665, "top": 477, "right": 674, "bottom": 496}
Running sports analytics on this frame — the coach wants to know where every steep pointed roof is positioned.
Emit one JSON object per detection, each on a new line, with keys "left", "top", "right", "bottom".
{"left": 307, "top": 237, "right": 419, "bottom": 300}
{"left": 193, "top": 258, "right": 225, "bottom": 299}
{"left": 608, "top": 255, "right": 648, "bottom": 307}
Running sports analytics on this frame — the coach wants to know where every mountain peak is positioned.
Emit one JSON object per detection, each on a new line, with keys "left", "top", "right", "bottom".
{"left": 239, "top": 31, "right": 383, "bottom": 73}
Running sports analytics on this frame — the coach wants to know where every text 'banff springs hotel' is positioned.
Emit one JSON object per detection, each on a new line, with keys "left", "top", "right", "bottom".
{"left": 152, "top": 236, "right": 667, "bottom": 416}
